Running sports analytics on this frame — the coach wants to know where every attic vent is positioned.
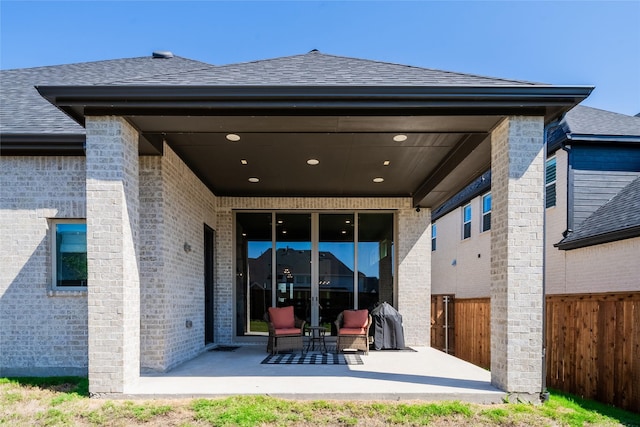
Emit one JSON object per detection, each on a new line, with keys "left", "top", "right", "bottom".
{"left": 152, "top": 51, "right": 174, "bottom": 59}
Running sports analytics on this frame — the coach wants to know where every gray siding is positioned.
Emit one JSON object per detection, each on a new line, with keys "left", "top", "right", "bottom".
{"left": 571, "top": 146, "right": 640, "bottom": 228}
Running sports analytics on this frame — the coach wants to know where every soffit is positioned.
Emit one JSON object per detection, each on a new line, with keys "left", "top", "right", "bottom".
{"left": 125, "top": 114, "right": 498, "bottom": 207}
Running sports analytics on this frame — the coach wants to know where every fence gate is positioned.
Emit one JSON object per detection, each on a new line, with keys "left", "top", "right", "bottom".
{"left": 431, "top": 294, "right": 455, "bottom": 354}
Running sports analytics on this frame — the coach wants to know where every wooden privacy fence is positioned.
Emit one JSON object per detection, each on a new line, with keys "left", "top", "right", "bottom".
{"left": 430, "top": 295, "right": 455, "bottom": 355}
{"left": 546, "top": 292, "right": 640, "bottom": 412}
{"left": 454, "top": 298, "right": 491, "bottom": 370}
{"left": 431, "top": 292, "right": 640, "bottom": 412}
{"left": 430, "top": 296, "right": 490, "bottom": 369}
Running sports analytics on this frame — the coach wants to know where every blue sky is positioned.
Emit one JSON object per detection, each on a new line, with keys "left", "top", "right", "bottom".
{"left": 1, "top": 1, "right": 639, "bottom": 115}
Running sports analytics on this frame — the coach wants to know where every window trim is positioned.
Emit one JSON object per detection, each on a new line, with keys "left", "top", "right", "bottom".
{"left": 481, "top": 192, "right": 492, "bottom": 232}
{"left": 51, "top": 219, "right": 88, "bottom": 291}
{"left": 431, "top": 223, "right": 437, "bottom": 251}
{"left": 462, "top": 203, "right": 472, "bottom": 240}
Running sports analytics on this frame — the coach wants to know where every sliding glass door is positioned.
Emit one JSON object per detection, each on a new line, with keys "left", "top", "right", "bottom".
{"left": 318, "top": 213, "right": 355, "bottom": 334}
{"left": 235, "top": 211, "right": 393, "bottom": 337}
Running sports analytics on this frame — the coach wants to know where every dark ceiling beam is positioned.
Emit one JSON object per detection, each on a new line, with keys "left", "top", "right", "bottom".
{"left": 412, "top": 133, "right": 488, "bottom": 207}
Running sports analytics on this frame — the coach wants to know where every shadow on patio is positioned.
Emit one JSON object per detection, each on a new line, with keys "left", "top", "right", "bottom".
{"left": 130, "top": 346, "right": 505, "bottom": 403}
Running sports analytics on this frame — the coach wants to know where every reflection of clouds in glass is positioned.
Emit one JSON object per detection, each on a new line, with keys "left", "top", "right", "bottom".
{"left": 358, "top": 242, "right": 380, "bottom": 278}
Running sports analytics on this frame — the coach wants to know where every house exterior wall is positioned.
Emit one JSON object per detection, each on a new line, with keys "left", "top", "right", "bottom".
{"left": 544, "top": 150, "right": 568, "bottom": 294}
{"left": 0, "top": 139, "right": 218, "bottom": 378}
{"left": 570, "top": 146, "right": 640, "bottom": 229}
{"left": 431, "top": 195, "right": 491, "bottom": 298}
{"left": 140, "top": 143, "right": 217, "bottom": 372}
{"left": 433, "top": 147, "right": 638, "bottom": 299}
{"left": 561, "top": 237, "right": 640, "bottom": 293}
{"left": 216, "top": 197, "right": 432, "bottom": 346}
{"left": 0, "top": 156, "right": 88, "bottom": 376}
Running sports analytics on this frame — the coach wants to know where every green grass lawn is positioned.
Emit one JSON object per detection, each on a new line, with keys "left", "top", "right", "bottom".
{"left": 1, "top": 377, "right": 638, "bottom": 426}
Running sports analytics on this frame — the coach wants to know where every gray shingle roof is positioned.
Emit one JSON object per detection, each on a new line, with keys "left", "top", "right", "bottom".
{"left": 558, "top": 175, "right": 640, "bottom": 248}
{"left": 562, "top": 105, "right": 640, "bottom": 137}
{"left": 0, "top": 55, "right": 215, "bottom": 134}
{"left": 109, "top": 50, "right": 543, "bottom": 86}
{"left": 1, "top": 51, "right": 549, "bottom": 136}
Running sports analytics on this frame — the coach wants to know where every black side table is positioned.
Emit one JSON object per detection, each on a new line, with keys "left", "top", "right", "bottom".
{"left": 305, "top": 326, "right": 328, "bottom": 354}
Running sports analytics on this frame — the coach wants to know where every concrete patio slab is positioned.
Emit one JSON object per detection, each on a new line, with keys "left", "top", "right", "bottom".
{"left": 126, "top": 346, "right": 506, "bottom": 403}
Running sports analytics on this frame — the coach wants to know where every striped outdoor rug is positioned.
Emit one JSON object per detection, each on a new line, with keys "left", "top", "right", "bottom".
{"left": 261, "top": 352, "right": 363, "bottom": 365}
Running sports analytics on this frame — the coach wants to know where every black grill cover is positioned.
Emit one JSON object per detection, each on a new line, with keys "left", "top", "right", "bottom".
{"left": 371, "top": 302, "right": 405, "bottom": 350}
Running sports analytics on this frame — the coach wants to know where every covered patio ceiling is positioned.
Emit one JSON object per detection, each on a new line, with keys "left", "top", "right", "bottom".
{"left": 37, "top": 85, "right": 592, "bottom": 208}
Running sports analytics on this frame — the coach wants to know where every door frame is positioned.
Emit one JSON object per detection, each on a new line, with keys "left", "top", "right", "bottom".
{"left": 204, "top": 224, "right": 215, "bottom": 345}
{"left": 233, "top": 209, "right": 396, "bottom": 339}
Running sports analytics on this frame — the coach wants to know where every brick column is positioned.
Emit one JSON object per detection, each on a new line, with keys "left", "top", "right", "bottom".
{"left": 397, "top": 207, "right": 431, "bottom": 346}
{"left": 490, "top": 116, "right": 544, "bottom": 399}
{"left": 86, "top": 116, "right": 140, "bottom": 395}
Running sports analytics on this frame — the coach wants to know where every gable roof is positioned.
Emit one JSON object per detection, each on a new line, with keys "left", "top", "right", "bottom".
{"left": 0, "top": 55, "right": 215, "bottom": 135}
{"left": 110, "top": 50, "right": 543, "bottom": 86}
{"left": 556, "top": 175, "right": 640, "bottom": 250}
{"left": 1, "top": 51, "right": 592, "bottom": 205}
{"left": 563, "top": 105, "right": 640, "bottom": 137}
{"left": 548, "top": 106, "right": 640, "bottom": 149}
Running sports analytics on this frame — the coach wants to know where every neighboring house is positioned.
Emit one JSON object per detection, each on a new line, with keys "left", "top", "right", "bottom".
{"left": 430, "top": 105, "right": 640, "bottom": 411}
{"left": 0, "top": 50, "right": 592, "bottom": 398}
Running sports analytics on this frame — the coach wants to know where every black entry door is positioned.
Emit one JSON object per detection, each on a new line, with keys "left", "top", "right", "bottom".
{"left": 204, "top": 225, "right": 215, "bottom": 344}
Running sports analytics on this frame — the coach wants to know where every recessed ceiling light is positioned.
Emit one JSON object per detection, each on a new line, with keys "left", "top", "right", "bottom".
{"left": 242, "top": 233, "right": 247, "bottom": 237}
{"left": 393, "top": 134, "right": 407, "bottom": 142}
{"left": 341, "top": 230, "right": 347, "bottom": 234}
{"left": 277, "top": 220, "right": 283, "bottom": 224}
{"left": 373, "top": 177, "right": 384, "bottom": 183}
{"left": 345, "top": 220, "right": 351, "bottom": 224}
{"left": 226, "top": 133, "right": 241, "bottom": 142}
{"left": 248, "top": 177, "right": 259, "bottom": 183}
{"left": 307, "top": 158, "right": 320, "bottom": 165}
{"left": 383, "top": 160, "right": 390, "bottom": 166}
{"left": 240, "top": 159, "right": 248, "bottom": 165}
{"left": 282, "top": 230, "right": 287, "bottom": 234}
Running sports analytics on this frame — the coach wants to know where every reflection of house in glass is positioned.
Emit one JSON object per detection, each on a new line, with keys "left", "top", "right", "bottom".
{"left": 247, "top": 248, "right": 382, "bottom": 327}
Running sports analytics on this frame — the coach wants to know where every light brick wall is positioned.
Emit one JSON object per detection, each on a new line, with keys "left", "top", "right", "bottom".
{"left": 431, "top": 196, "right": 491, "bottom": 298}
{"left": 216, "top": 197, "right": 431, "bottom": 346}
{"left": 563, "top": 238, "right": 640, "bottom": 293}
{"left": 139, "top": 156, "right": 166, "bottom": 370}
{"left": 0, "top": 156, "right": 88, "bottom": 376}
{"left": 545, "top": 150, "right": 568, "bottom": 294}
{"left": 85, "top": 116, "right": 140, "bottom": 394}
{"left": 397, "top": 208, "right": 432, "bottom": 346}
{"left": 490, "top": 116, "right": 545, "bottom": 395}
{"left": 139, "top": 143, "right": 218, "bottom": 372}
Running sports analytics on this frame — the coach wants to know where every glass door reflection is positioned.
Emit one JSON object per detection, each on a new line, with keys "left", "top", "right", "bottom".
{"left": 275, "top": 213, "right": 311, "bottom": 322}
{"left": 318, "top": 213, "right": 355, "bottom": 335}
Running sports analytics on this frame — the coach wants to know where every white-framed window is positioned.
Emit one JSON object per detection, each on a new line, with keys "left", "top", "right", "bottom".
{"left": 431, "top": 223, "right": 437, "bottom": 251}
{"left": 51, "top": 220, "right": 87, "bottom": 290}
{"left": 462, "top": 203, "right": 471, "bottom": 239}
{"left": 481, "top": 192, "right": 492, "bottom": 232}
{"left": 546, "top": 156, "right": 557, "bottom": 208}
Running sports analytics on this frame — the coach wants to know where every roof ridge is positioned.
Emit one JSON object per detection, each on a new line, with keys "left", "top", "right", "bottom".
{"left": 305, "top": 51, "right": 542, "bottom": 85}
{"left": 0, "top": 55, "right": 211, "bottom": 72}
{"left": 213, "top": 52, "right": 313, "bottom": 68}
{"left": 572, "top": 104, "right": 640, "bottom": 119}
{"left": 101, "top": 64, "right": 217, "bottom": 85}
